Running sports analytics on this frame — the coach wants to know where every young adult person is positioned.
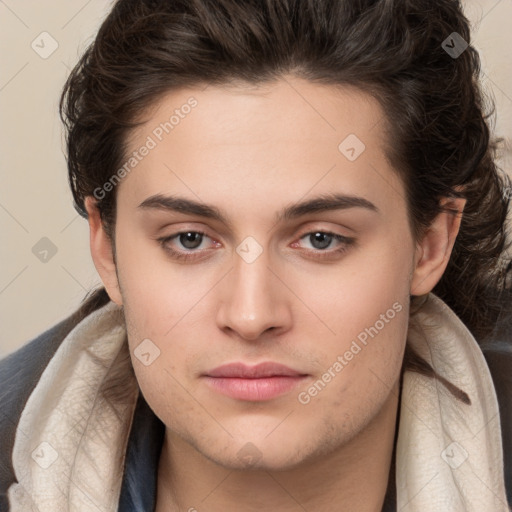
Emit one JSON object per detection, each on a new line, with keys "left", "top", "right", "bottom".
{"left": 1, "top": 1, "right": 511, "bottom": 511}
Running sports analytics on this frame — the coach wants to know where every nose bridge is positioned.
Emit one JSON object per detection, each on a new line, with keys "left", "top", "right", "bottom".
{"left": 218, "top": 239, "right": 289, "bottom": 340}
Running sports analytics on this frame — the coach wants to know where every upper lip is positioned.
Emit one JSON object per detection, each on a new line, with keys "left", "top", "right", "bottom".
{"left": 205, "top": 362, "right": 306, "bottom": 378}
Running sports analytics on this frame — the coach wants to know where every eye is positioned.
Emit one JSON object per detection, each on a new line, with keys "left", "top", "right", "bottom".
{"left": 171, "top": 231, "right": 208, "bottom": 250}
{"left": 292, "top": 231, "right": 355, "bottom": 259}
{"left": 157, "top": 230, "right": 217, "bottom": 261}
{"left": 156, "top": 229, "right": 355, "bottom": 262}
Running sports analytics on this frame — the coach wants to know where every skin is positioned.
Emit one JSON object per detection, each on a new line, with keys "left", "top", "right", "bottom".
{"left": 85, "top": 76, "right": 466, "bottom": 511}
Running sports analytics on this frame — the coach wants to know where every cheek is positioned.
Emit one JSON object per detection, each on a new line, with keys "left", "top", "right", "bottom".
{"left": 114, "top": 221, "right": 201, "bottom": 336}
{"left": 122, "top": 297, "right": 203, "bottom": 429}
{"left": 293, "top": 295, "right": 408, "bottom": 454}
{"left": 299, "top": 297, "right": 408, "bottom": 411}
{"left": 117, "top": 212, "right": 411, "bottom": 409}
{"left": 291, "top": 229, "right": 412, "bottom": 347}
{"left": 294, "top": 237, "right": 411, "bottom": 401}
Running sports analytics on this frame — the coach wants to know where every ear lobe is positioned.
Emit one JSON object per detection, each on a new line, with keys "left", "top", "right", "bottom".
{"left": 84, "top": 196, "right": 123, "bottom": 306}
{"left": 410, "top": 196, "right": 466, "bottom": 296}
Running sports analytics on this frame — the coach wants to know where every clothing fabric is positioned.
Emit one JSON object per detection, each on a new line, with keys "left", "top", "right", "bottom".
{"left": 1, "top": 293, "right": 511, "bottom": 511}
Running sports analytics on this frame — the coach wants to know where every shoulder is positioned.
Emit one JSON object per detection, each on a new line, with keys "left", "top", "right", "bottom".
{"left": 480, "top": 297, "right": 512, "bottom": 507}
{"left": 0, "top": 314, "right": 74, "bottom": 509}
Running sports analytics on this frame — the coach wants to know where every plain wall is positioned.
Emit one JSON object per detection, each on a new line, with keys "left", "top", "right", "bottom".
{"left": 1, "top": 0, "right": 511, "bottom": 357}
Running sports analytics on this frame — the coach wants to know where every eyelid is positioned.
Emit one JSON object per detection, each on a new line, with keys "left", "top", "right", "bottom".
{"left": 291, "top": 230, "right": 355, "bottom": 256}
{"left": 157, "top": 225, "right": 355, "bottom": 263}
{"left": 157, "top": 223, "right": 353, "bottom": 246}
{"left": 294, "top": 225, "right": 354, "bottom": 241}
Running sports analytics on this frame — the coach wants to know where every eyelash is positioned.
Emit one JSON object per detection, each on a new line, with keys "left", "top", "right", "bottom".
{"left": 156, "top": 229, "right": 355, "bottom": 262}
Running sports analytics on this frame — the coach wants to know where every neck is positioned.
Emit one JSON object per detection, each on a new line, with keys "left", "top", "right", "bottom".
{"left": 156, "top": 381, "right": 399, "bottom": 512}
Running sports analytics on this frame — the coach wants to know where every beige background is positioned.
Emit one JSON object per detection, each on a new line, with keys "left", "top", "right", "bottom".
{"left": 1, "top": 0, "right": 511, "bottom": 358}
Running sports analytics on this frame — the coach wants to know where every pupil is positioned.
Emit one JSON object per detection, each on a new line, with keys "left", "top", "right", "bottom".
{"left": 181, "top": 232, "right": 201, "bottom": 249}
{"left": 312, "top": 232, "right": 331, "bottom": 249}
{"left": 178, "top": 232, "right": 332, "bottom": 251}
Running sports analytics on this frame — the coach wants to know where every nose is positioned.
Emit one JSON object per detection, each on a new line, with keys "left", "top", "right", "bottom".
{"left": 216, "top": 245, "right": 292, "bottom": 341}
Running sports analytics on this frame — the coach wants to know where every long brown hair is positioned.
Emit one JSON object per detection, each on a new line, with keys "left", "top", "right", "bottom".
{"left": 58, "top": 0, "right": 512, "bottom": 399}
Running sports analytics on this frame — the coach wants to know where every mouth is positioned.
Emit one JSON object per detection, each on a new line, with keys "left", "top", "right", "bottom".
{"left": 202, "top": 362, "right": 309, "bottom": 401}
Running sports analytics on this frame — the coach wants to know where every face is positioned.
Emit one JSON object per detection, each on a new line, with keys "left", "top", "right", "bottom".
{"left": 89, "top": 76, "right": 424, "bottom": 470}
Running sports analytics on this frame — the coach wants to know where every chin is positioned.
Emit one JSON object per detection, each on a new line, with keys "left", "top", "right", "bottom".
{"left": 194, "top": 432, "right": 332, "bottom": 473}
{"left": 209, "top": 449, "right": 309, "bottom": 472}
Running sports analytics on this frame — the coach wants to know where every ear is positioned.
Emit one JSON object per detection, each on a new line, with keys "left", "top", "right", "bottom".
{"left": 410, "top": 194, "right": 466, "bottom": 296}
{"left": 84, "top": 196, "right": 123, "bottom": 306}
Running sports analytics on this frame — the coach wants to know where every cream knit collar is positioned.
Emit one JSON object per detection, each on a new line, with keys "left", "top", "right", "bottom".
{"left": 7, "top": 293, "right": 510, "bottom": 511}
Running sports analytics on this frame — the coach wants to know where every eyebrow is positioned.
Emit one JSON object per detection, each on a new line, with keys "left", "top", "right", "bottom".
{"left": 137, "top": 192, "right": 380, "bottom": 228}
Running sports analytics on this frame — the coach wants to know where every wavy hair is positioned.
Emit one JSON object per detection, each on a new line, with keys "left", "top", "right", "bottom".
{"left": 59, "top": 0, "right": 512, "bottom": 399}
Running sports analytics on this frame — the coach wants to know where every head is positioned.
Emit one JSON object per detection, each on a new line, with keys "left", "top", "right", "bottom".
{"left": 60, "top": 0, "right": 511, "bottom": 470}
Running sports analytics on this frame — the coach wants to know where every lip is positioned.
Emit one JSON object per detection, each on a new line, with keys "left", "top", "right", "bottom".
{"left": 203, "top": 362, "right": 309, "bottom": 401}
{"left": 206, "top": 362, "right": 305, "bottom": 378}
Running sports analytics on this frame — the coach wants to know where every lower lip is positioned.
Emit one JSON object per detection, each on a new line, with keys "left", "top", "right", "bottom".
{"left": 203, "top": 376, "right": 307, "bottom": 401}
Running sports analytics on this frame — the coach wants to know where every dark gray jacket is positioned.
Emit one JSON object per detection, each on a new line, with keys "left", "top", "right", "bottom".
{"left": 1, "top": 308, "right": 511, "bottom": 511}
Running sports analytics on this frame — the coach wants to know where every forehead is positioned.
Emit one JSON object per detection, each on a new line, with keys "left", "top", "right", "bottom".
{"left": 117, "top": 76, "right": 403, "bottom": 221}
{"left": 129, "top": 76, "right": 387, "bottom": 150}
